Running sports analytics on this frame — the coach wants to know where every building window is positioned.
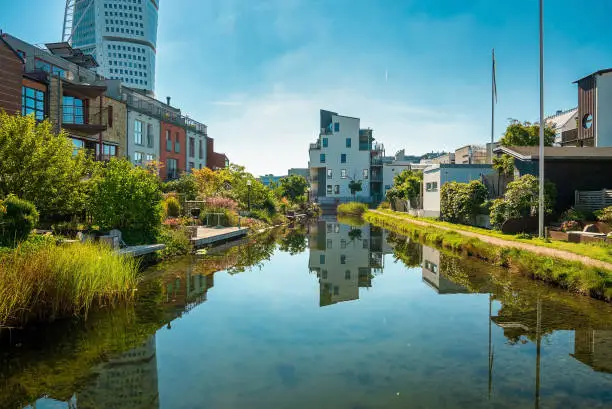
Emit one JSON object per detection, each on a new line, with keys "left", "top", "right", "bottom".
{"left": 320, "top": 255, "right": 325, "bottom": 265}
{"left": 167, "top": 158, "right": 178, "bottom": 179}
{"left": 326, "top": 239, "right": 332, "bottom": 249}
{"left": 146, "top": 123, "right": 153, "bottom": 147}
{"left": 327, "top": 224, "right": 333, "bottom": 233}
{"left": 134, "top": 151, "right": 143, "bottom": 165}
{"left": 363, "top": 169, "right": 369, "bottom": 179}
{"left": 62, "top": 96, "right": 85, "bottom": 124}
{"left": 333, "top": 286, "right": 339, "bottom": 295}
{"left": 320, "top": 153, "right": 326, "bottom": 163}
{"left": 21, "top": 86, "right": 45, "bottom": 120}
{"left": 345, "top": 270, "right": 351, "bottom": 280}
{"left": 346, "top": 138, "right": 351, "bottom": 148}
{"left": 327, "top": 185, "right": 332, "bottom": 194}
{"left": 340, "top": 255, "right": 346, "bottom": 264}
{"left": 146, "top": 153, "right": 154, "bottom": 162}
{"left": 189, "top": 162, "right": 194, "bottom": 171}
{"left": 341, "top": 169, "right": 347, "bottom": 179}
{"left": 166, "top": 130, "right": 172, "bottom": 151}
{"left": 189, "top": 137, "right": 195, "bottom": 157}
{"left": 426, "top": 182, "right": 439, "bottom": 192}
{"left": 340, "top": 239, "right": 346, "bottom": 249}
{"left": 322, "top": 269, "right": 328, "bottom": 279}
{"left": 134, "top": 119, "right": 143, "bottom": 145}
{"left": 199, "top": 140, "right": 204, "bottom": 159}
{"left": 334, "top": 122, "right": 339, "bottom": 132}
{"left": 322, "top": 137, "right": 328, "bottom": 148}
{"left": 327, "top": 169, "right": 333, "bottom": 179}
{"left": 341, "top": 154, "right": 346, "bottom": 163}
{"left": 334, "top": 185, "right": 340, "bottom": 194}
{"left": 175, "top": 133, "right": 180, "bottom": 153}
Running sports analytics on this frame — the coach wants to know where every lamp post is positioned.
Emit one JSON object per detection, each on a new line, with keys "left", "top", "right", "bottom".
{"left": 538, "top": 0, "right": 545, "bottom": 238}
{"left": 246, "top": 179, "right": 252, "bottom": 212}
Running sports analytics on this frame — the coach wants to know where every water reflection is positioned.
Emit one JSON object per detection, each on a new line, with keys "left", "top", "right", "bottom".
{"left": 4, "top": 220, "right": 612, "bottom": 409}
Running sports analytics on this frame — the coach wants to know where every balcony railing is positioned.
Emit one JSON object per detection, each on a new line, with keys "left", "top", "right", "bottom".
{"left": 167, "top": 169, "right": 179, "bottom": 180}
{"left": 61, "top": 105, "right": 110, "bottom": 135}
{"left": 185, "top": 117, "right": 208, "bottom": 135}
{"left": 371, "top": 157, "right": 383, "bottom": 166}
{"left": 310, "top": 142, "right": 321, "bottom": 150}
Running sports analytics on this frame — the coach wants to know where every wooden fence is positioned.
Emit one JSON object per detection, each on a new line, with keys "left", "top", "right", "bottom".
{"left": 575, "top": 189, "right": 612, "bottom": 211}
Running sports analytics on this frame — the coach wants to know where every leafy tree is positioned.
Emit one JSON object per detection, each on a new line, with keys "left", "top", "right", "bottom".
{"left": 500, "top": 121, "right": 555, "bottom": 147}
{"left": 87, "top": 158, "right": 163, "bottom": 244}
{"left": 489, "top": 174, "right": 556, "bottom": 229}
{"left": 192, "top": 167, "right": 225, "bottom": 199}
{"left": 386, "top": 170, "right": 423, "bottom": 207}
{"left": 0, "top": 112, "right": 89, "bottom": 220}
{"left": 278, "top": 227, "right": 307, "bottom": 255}
{"left": 440, "top": 180, "right": 488, "bottom": 225}
{"left": 0, "top": 195, "right": 39, "bottom": 247}
{"left": 492, "top": 154, "right": 515, "bottom": 196}
{"left": 348, "top": 179, "right": 363, "bottom": 198}
{"left": 162, "top": 172, "right": 198, "bottom": 200}
{"left": 278, "top": 175, "right": 309, "bottom": 204}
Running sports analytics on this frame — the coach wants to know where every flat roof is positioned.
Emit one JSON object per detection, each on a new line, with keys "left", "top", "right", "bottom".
{"left": 424, "top": 163, "right": 493, "bottom": 174}
{"left": 574, "top": 68, "right": 612, "bottom": 83}
{"left": 494, "top": 146, "right": 612, "bottom": 160}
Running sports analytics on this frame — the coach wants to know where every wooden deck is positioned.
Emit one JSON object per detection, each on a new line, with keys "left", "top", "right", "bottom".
{"left": 191, "top": 226, "right": 249, "bottom": 248}
{"left": 117, "top": 244, "right": 166, "bottom": 257}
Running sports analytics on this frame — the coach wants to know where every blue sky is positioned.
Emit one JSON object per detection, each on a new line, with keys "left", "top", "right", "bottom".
{"left": 2, "top": 0, "right": 612, "bottom": 175}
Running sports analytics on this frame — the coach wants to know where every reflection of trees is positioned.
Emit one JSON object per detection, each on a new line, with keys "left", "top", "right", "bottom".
{"left": 386, "top": 232, "right": 422, "bottom": 267}
{"left": 278, "top": 226, "right": 307, "bottom": 255}
{"left": 348, "top": 228, "right": 362, "bottom": 242}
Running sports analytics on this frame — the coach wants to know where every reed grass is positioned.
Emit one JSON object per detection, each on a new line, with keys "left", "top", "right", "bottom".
{"left": 365, "top": 211, "right": 612, "bottom": 301}
{"left": 0, "top": 240, "right": 139, "bottom": 328}
{"left": 337, "top": 202, "right": 368, "bottom": 217}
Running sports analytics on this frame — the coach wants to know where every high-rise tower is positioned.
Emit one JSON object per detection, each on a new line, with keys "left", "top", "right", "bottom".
{"left": 64, "top": 0, "right": 159, "bottom": 95}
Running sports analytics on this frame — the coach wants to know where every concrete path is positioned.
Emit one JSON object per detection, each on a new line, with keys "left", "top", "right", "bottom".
{"left": 369, "top": 210, "right": 612, "bottom": 271}
{"left": 191, "top": 227, "right": 248, "bottom": 248}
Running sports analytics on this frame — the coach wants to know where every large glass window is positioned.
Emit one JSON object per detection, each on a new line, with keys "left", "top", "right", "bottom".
{"left": 146, "top": 123, "right": 153, "bottom": 147}
{"left": 167, "top": 158, "right": 178, "bottom": 179}
{"left": 199, "top": 140, "right": 204, "bottom": 159}
{"left": 334, "top": 122, "right": 339, "bottom": 132}
{"left": 346, "top": 138, "right": 351, "bottom": 148}
{"left": 322, "top": 137, "right": 328, "bottom": 148}
{"left": 166, "top": 130, "right": 172, "bottom": 151}
{"left": 175, "top": 132, "right": 180, "bottom": 153}
{"left": 341, "top": 154, "right": 347, "bottom": 163}
{"left": 327, "top": 169, "right": 332, "bottom": 179}
{"left": 189, "top": 137, "right": 195, "bottom": 158}
{"left": 320, "top": 153, "right": 326, "bottom": 163}
{"left": 341, "top": 169, "right": 347, "bottom": 179}
{"left": 21, "top": 86, "right": 45, "bottom": 120}
{"left": 134, "top": 151, "right": 143, "bottom": 165}
{"left": 134, "top": 120, "right": 143, "bottom": 145}
{"left": 62, "top": 96, "right": 84, "bottom": 124}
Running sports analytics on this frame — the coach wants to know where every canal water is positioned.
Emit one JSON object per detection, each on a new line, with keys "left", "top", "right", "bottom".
{"left": 2, "top": 219, "right": 612, "bottom": 409}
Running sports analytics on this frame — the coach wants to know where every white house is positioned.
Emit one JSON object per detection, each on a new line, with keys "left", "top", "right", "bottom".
{"left": 422, "top": 164, "right": 494, "bottom": 218}
{"left": 126, "top": 109, "right": 160, "bottom": 167}
{"left": 382, "top": 161, "right": 414, "bottom": 198}
{"left": 309, "top": 110, "right": 380, "bottom": 203}
{"left": 185, "top": 118, "right": 208, "bottom": 172}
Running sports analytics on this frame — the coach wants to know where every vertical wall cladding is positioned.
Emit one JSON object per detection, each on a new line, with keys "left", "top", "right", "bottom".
{"left": 577, "top": 76, "right": 595, "bottom": 143}
{"left": 159, "top": 121, "right": 186, "bottom": 180}
{"left": 101, "top": 97, "right": 127, "bottom": 156}
{"left": 0, "top": 40, "right": 23, "bottom": 114}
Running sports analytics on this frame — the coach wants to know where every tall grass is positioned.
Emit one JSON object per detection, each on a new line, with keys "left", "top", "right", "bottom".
{"left": 0, "top": 240, "right": 139, "bottom": 328}
{"left": 365, "top": 211, "right": 612, "bottom": 301}
{"left": 337, "top": 202, "right": 368, "bottom": 217}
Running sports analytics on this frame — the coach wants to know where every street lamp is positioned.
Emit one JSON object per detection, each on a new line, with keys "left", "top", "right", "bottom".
{"left": 538, "top": 0, "right": 545, "bottom": 238}
{"left": 246, "top": 179, "right": 252, "bottom": 212}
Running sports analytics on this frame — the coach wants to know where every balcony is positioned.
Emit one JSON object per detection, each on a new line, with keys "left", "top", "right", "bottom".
{"left": 320, "top": 127, "right": 333, "bottom": 135}
{"left": 561, "top": 128, "right": 578, "bottom": 146}
{"left": 185, "top": 117, "right": 208, "bottom": 136}
{"left": 370, "top": 172, "right": 383, "bottom": 182}
{"left": 371, "top": 157, "right": 383, "bottom": 166}
{"left": 310, "top": 142, "right": 321, "bottom": 150}
{"left": 61, "top": 104, "right": 109, "bottom": 135}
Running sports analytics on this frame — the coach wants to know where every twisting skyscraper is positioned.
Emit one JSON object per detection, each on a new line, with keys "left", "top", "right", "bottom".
{"left": 64, "top": 0, "right": 159, "bottom": 95}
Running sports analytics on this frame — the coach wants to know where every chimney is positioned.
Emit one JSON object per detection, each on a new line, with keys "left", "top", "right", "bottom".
{"left": 166, "top": 96, "right": 171, "bottom": 106}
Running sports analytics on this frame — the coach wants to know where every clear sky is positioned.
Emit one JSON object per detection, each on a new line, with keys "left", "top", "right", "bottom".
{"left": 2, "top": 0, "right": 611, "bottom": 175}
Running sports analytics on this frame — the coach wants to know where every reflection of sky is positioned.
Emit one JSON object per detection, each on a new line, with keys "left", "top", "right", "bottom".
{"left": 155, "top": 249, "right": 612, "bottom": 409}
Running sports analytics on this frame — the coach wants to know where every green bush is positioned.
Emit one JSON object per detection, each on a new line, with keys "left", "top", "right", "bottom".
{"left": 156, "top": 227, "right": 191, "bottom": 259}
{"left": 0, "top": 195, "right": 39, "bottom": 247}
{"left": 162, "top": 172, "right": 198, "bottom": 200}
{"left": 164, "top": 196, "right": 181, "bottom": 218}
{"left": 440, "top": 181, "right": 488, "bottom": 225}
{"left": 337, "top": 202, "right": 368, "bottom": 217}
{"left": 560, "top": 207, "right": 589, "bottom": 222}
{"left": 87, "top": 159, "right": 163, "bottom": 244}
{"left": 595, "top": 206, "right": 612, "bottom": 224}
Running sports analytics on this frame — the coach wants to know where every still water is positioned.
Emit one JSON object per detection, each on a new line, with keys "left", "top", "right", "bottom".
{"left": 2, "top": 219, "right": 612, "bottom": 409}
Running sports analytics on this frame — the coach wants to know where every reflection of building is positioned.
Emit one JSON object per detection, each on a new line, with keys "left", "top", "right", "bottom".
{"left": 163, "top": 264, "right": 215, "bottom": 315}
{"left": 421, "top": 245, "right": 470, "bottom": 294}
{"left": 572, "top": 330, "right": 612, "bottom": 374}
{"left": 77, "top": 335, "right": 159, "bottom": 409}
{"left": 308, "top": 219, "right": 386, "bottom": 306}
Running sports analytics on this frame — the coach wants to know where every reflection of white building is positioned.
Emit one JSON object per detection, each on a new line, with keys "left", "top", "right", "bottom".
{"left": 77, "top": 335, "right": 159, "bottom": 409}
{"left": 421, "top": 245, "right": 470, "bottom": 294}
{"left": 308, "top": 219, "right": 385, "bottom": 306}
{"left": 572, "top": 330, "right": 612, "bottom": 374}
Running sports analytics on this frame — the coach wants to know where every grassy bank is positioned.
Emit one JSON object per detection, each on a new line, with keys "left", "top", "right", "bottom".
{"left": 372, "top": 209, "right": 612, "bottom": 264}
{"left": 0, "top": 238, "right": 139, "bottom": 328}
{"left": 364, "top": 211, "right": 612, "bottom": 301}
{"left": 337, "top": 202, "right": 368, "bottom": 217}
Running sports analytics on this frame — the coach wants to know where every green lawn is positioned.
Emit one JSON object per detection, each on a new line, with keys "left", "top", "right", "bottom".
{"left": 369, "top": 209, "right": 612, "bottom": 265}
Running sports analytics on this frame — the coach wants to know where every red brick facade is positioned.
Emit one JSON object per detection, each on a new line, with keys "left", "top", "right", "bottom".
{"left": 160, "top": 121, "right": 186, "bottom": 180}
{"left": 206, "top": 136, "right": 228, "bottom": 170}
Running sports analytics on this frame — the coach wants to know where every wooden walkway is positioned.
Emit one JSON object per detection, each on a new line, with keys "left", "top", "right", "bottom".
{"left": 117, "top": 244, "right": 166, "bottom": 257}
{"left": 191, "top": 227, "right": 248, "bottom": 248}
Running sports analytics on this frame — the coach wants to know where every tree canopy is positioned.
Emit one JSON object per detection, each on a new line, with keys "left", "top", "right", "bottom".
{"left": 278, "top": 175, "right": 309, "bottom": 204}
{"left": 500, "top": 121, "right": 555, "bottom": 147}
{"left": 386, "top": 169, "right": 423, "bottom": 207}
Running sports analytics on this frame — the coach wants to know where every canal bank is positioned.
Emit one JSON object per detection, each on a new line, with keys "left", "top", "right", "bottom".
{"left": 365, "top": 209, "right": 612, "bottom": 302}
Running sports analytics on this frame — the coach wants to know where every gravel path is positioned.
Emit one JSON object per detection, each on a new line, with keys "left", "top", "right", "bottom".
{"left": 370, "top": 210, "right": 612, "bottom": 271}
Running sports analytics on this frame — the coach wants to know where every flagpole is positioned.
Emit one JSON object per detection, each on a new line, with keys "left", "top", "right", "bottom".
{"left": 491, "top": 49, "right": 495, "bottom": 164}
{"left": 538, "top": 0, "right": 545, "bottom": 238}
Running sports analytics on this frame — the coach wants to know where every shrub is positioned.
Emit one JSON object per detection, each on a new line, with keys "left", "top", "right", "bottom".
{"left": 378, "top": 201, "right": 391, "bottom": 210}
{"left": 156, "top": 227, "right": 191, "bottom": 259}
{"left": 561, "top": 220, "right": 582, "bottom": 232}
{"left": 440, "top": 181, "right": 488, "bottom": 225}
{"left": 87, "top": 159, "right": 163, "bottom": 244}
{"left": 203, "top": 197, "right": 238, "bottom": 212}
{"left": 595, "top": 206, "right": 612, "bottom": 224}
{"left": 0, "top": 240, "right": 138, "bottom": 327}
{"left": 0, "top": 195, "right": 39, "bottom": 247}
{"left": 337, "top": 202, "right": 368, "bottom": 217}
{"left": 163, "top": 196, "right": 181, "bottom": 218}
{"left": 560, "top": 207, "right": 588, "bottom": 222}
{"left": 162, "top": 172, "right": 198, "bottom": 200}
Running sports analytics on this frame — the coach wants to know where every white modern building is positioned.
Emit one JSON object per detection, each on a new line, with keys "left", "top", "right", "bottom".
{"left": 309, "top": 110, "right": 384, "bottom": 205}
{"left": 308, "top": 219, "right": 385, "bottom": 306}
{"left": 422, "top": 164, "right": 494, "bottom": 218}
{"left": 66, "top": 0, "right": 159, "bottom": 95}
{"left": 546, "top": 108, "right": 578, "bottom": 146}
{"left": 185, "top": 118, "right": 208, "bottom": 172}
{"left": 382, "top": 161, "right": 414, "bottom": 198}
